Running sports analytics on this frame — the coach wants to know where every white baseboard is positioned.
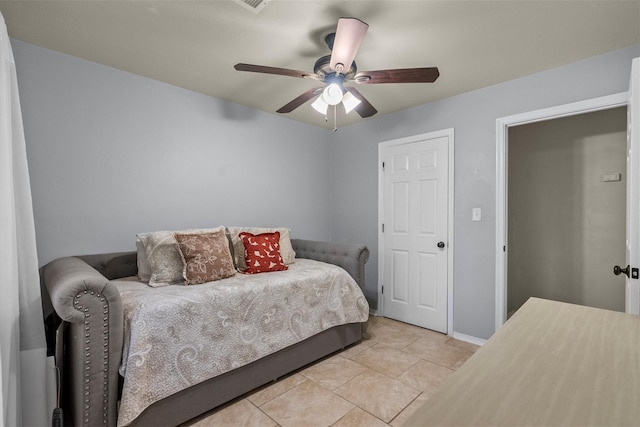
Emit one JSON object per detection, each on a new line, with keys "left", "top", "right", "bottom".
{"left": 452, "top": 331, "right": 487, "bottom": 346}
{"left": 369, "top": 309, "right": 379, "bottom": 316}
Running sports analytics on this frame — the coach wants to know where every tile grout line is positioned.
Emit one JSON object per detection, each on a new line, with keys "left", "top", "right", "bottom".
{"left": 388, "top": 391, "right": 425, "bottom": 426}
{"left": 246, "top": 398, "right": 280, "bottom": 427}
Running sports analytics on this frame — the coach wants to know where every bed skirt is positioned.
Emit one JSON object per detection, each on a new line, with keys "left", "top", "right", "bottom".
{"left": 129, "top": 322, "right": 362, "bottom": 426}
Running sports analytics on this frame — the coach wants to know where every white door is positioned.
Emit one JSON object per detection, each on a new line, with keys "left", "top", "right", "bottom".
{"left": 625, "top": 57, "right": 640, "bottom": 314}
{"left": 380, "top": 132, "right": 451, "bottom": 333}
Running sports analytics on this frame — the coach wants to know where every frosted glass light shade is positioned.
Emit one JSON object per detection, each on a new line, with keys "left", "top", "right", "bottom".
{"left": 322, "top": 83, "right": 343, "bottom": 105}
{"left": 342, "top": 91, "right": 361, "bottom": 114}
{"left": 311, "top": 96, "right": 329, "bottom": 114}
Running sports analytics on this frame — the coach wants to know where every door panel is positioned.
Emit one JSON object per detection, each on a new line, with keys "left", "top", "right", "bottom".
{"left": 392, "top": 250, "right": 409, "bottom": 302}
{"left": 393, "top": 182, "right": 409, "bottom": 232}
{"left": 418, "top": 252, "right": 438, "bottom": 308}
{"left": 419, "top": 179, "right": 437, "bottom": 233}
{"left": 382, "top": 135, "right": 449, "bottom": 332}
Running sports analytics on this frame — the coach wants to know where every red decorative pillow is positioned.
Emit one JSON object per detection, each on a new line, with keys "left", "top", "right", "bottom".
{"left": 239, "top": 231, "right": 288, "bottom": 274}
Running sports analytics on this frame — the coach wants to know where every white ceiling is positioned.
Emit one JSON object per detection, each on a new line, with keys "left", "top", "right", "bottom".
{"left": 1, "top": 1, "right": 639, "bottom": 129}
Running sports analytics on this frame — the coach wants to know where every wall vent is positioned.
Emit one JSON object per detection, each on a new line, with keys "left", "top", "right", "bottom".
{"left": 232, "top": 0, "right": 269, "bottom": 14}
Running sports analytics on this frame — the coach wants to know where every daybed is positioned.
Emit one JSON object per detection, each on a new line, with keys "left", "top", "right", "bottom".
{"left": 41, "top": 234, "right": 369, "bottom": 427}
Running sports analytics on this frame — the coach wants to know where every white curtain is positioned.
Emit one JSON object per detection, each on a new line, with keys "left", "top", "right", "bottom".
{"left": 0, "top": 11, "right": 49, "bottom": 427}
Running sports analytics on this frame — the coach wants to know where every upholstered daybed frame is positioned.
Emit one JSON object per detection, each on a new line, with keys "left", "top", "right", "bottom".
{"left": 42, "top": 238, "right": 369, "bottom": 427}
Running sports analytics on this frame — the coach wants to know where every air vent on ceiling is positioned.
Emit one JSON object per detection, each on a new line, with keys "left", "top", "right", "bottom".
{"left": 232, "top": 0, "right": 269, "bottom": 14}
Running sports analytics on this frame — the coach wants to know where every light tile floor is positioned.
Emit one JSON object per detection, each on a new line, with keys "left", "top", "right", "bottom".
{"left": 184, "top": 316, "right": 480, "bottom": 427}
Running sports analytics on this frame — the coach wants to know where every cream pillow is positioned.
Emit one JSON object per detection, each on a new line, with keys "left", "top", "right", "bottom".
{"left": 137, "top": 226, "right": 227, "bottom": 287}
{"left": 135, "top": 237, "right": 151, "bottom": 282}
{"left": 227, "top": 226, "right": 295, "bottom": 270}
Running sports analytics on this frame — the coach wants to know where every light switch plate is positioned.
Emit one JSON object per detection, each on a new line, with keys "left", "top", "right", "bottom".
{"left": 472, "top": 208, "right": 482, "bottom": 222}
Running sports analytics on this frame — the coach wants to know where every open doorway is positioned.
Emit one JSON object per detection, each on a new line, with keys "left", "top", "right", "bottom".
{"left": 507, "top": 107, "right": 627, "bottom": 316}
{"left": 495, "top": 92, "right": 631, "bottom": 329}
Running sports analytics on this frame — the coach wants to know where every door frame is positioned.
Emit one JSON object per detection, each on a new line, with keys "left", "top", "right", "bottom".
{"left": 378, "top": 128, "right": 455, "bottom": 335}
{"left": 495, "top": 92, "right": 628, "bottom": 331}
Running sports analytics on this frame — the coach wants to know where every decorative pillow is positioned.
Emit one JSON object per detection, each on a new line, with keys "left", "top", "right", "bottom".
{"left": 135, "top": 237, "right": 151, "bottom": 282}
{"left": 228, "top": 226, "right": 295, "bottom": 270}
{"left": 137, "top": 230, "right": 185, "bottom": 287}
{"left": 239, "top": 231, "right": 288, "bottom": 274}
{"left": 174, "top": 229, "right": 236, "bottom": 285}
{"left": 137, "top": 226, "right": 227, "bottom": 287}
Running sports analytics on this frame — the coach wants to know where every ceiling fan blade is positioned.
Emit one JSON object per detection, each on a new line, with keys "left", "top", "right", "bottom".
{"left": 329, "top": 18, "right": 368, "bottom": 74}
{"left": 277, "top": 87, "right": 324, "bottom": 113}
{"left": 234, "top": 63, "right": 318, "bottom": 79}
{"left": 345, "top": 87, "right": 377, "bottom": 118}
{"left": 354, "top": 67, "right": 440, "bottom": 84}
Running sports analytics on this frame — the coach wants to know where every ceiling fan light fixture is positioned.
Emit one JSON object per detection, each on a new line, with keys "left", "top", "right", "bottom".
{"left": 322, "top": 83, "right": 343, "bottom": 105}
{"left": 311, "top": 96, "right": 329, "bottom": 114}
{"left": 342, "top": 91, "right": 361, "bottom": 114}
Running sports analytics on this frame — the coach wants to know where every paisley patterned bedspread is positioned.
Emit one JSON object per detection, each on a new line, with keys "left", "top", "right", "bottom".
{"left": 113, "top": 259, "right": 369, "bottom": 426}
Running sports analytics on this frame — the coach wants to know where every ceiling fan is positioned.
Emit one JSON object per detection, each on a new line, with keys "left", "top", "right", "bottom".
{"left": 234, "top": 17, "right": 440, "bottom": 119}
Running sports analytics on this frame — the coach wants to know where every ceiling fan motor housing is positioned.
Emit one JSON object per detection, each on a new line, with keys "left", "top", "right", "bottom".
{"left": 324, "top": 32, "right": 336, "bottom": 51}
{"left": 314, "top": 55, "right": 357, "bottom": 80}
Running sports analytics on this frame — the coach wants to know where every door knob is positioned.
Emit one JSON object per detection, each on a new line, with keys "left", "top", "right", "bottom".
{"left": 613, "top": 265, "right": 630, "bottom": 277}
{"left": 437, "top": 241, "right": 445, "bottom": 249}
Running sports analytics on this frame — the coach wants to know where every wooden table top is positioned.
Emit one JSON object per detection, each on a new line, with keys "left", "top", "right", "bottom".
{"left": 404, "top": 298, "right": 640, "bottom": 426}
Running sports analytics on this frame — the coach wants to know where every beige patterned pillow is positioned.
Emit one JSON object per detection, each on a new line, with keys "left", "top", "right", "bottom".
{"left": 137, "top": 226, "right": 228, "bottom": 287}
{"left": 227, "top": 226, "right": 295, "bottom": 270}
{"left": 174, "top": 230, "right": 236, "bottom": 285}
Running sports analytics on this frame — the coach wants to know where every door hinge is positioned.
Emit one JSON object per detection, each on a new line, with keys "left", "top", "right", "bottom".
{"left": 382, "top": 223, "right": 385, "bottom": 233}
{"left": 382, "top": 161, "right": 385, "bottom": 171}
{"left": 382, "top": 286, "right": 384, "bottom": 294}
{"left": 503, "top": 245, "right": 506, "bottom": 252}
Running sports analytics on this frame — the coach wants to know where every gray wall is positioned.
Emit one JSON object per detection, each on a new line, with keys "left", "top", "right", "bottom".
{"left": 13, "top": 39, "right": 332, "bottom": 266}
{"left": 508, "top": 108, "right": 627, "bottom": 314}
{"left": 14, "top": 37, "right": 640, "bottom": 340}
{"left": 330, "top": 45, "right": 640, "bottom": 339}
